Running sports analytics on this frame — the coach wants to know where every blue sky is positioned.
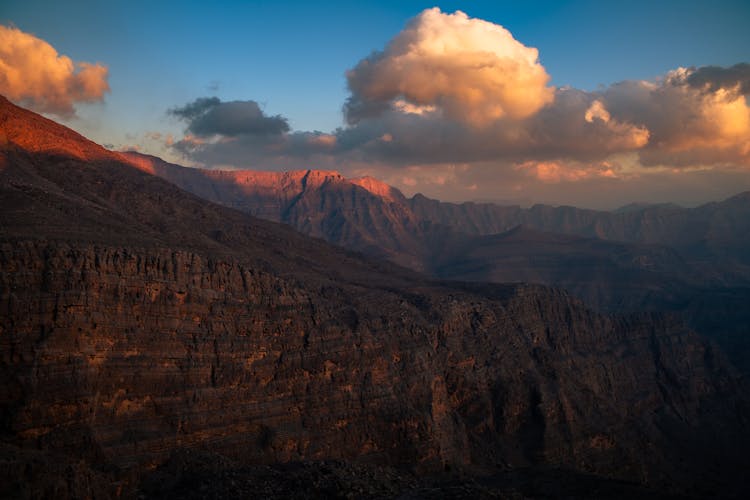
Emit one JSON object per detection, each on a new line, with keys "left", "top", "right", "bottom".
{"left": 2, "top": 1, "right": 749, "bottom": 207}
{"left": 5, "top": 0, "right": 748, "bottom": 133}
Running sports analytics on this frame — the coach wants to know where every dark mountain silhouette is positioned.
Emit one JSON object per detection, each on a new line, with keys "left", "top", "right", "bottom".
{"left": 2, "top": 96, "right": 749, "bottom": 498}
{"left": 429, "top": 225, "right": 695, "bottom": 311}
{"left": 408, "top": 192, "right": 750, "bottom": 284}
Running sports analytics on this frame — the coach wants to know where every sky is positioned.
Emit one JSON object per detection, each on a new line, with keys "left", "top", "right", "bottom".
{"left": 1, "top": 0, "right": 749, "bottom": 209}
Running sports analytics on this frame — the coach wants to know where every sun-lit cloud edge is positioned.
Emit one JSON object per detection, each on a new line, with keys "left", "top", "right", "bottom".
{"left": 0, "top": 24, "right": 109, "bottom": 118}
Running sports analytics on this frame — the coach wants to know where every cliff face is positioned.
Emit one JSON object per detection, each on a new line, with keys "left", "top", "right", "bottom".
{"left": 2, "top": 241, "right": 747, "bottom": 497}
{"left": 2, "top": 96, "right": 750, "bottom": 497}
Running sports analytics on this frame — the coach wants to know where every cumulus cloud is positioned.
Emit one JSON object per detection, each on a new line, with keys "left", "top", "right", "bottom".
{"left": 0, "top": 24, "right": 109, "bottom": 117}
{"left": 344, "top": 7, "right": 554, "bottom": 126}
{"left": 602, "top": 67, "right": 750, "bottom": 167}
{"left": 332, "top": 86, "right": 650, "bottom": 166}
{"left": 169, "top": 97, "right": 290, "bottom": 137}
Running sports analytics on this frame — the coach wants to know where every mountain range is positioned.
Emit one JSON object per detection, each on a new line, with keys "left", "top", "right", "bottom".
{"left": 122, "top": 150, "right": 750, "bottom": 375}
{"left": 2, "top": 95, "right": 749, "bottom": 498}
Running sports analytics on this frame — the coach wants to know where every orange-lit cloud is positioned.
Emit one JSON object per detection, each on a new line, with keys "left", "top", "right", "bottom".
{"left": 515, "top": 159, "right": 623, "bottom": 183}
{"left": 345, "top": 8, "right": 554, "bottom": 126}
{"left": 602, "top": 66, "right": 750, "bottom": 167}
{"left": 0, "top": 24, "right": 109, "bottom": 117}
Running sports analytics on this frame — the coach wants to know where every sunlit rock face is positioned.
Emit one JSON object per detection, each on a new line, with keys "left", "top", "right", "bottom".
{"left": 2, "top": 96, "right": 750, "bottom": 498}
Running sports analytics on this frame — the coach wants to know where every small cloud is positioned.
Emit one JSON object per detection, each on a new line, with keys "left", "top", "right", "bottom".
{"left": 0, "top": 24, "right": 109, "bottom": 118}
{"left": 514, "top": 157, "right": 630, "bottom": 184}
{"left": 305, "top": 133, "right": 337, "bottom": 148}
{"left": 169, "top": 97, "right": 290, "bottom": 137}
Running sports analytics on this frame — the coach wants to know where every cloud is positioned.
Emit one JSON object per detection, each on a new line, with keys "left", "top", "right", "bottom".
{"left": 173, "top": 130, "right": 337, "bottom": 168}
{"left": 344, "top": 7, "right": 554, "bottom": 127}
{"left": 169, "top": 97, "right": 290, "bottom": 137}
{"left": 332, "top": 86, "right": 650, "bottom": 166}
{"left": 515, "top": 158, "right": 623, "bottom": 183}
{"left": 0, "top": 24, "right": 109, "bottom": 118}
{"left": 602, "top": 68, "right": 750, "bottom": 167}
{"left": 684, "top": 63, "right": 750, "bottom": 95}
{"left": 336, "top": 66, "right": 748, "bottom": 169}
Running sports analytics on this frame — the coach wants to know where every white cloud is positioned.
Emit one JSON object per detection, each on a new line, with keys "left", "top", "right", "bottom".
{"left": 344, "top": 8, "right": 554, "bottom": 126}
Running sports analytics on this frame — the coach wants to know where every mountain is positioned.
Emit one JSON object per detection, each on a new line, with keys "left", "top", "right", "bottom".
{"left": 2, "top": 96, "right": 750, "bottom": 498}
{"left": 124, "top": 150, "right": 750, "bottom": 286}
{"left": 408, "top": 192, "right": 750, "bottom": 284}
{"left": 122, "top": 151, "right": 750, "bottom": 374}
{"left": 122, "top": 152, "right": 429, "bottom": 271}
{"left": 430, "top": 225, "right": 695, "bottom": 312}
{"left": 612, "top": 202, "right": 683, "bottom": 214}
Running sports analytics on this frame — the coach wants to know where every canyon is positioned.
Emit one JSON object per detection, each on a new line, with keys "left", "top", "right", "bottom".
{"left": 2, "top": 96, "right": 749, "bottom": 498}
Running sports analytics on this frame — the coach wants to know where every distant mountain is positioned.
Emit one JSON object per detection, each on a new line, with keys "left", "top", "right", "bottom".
{"left": 408, "top": 192, "right": 750, "bottom": 284}
{"left": 612, "top": 202, "right": 683, "bottom": 214}
{"left": 122, "top": 152, "right": 430, "bottom": 270}
{"left": 3, "top": 96, "right": 750, "bottom": 498}
{"left": 125, "top": 150, "right": 750, "bottom": 286}
{"left": 430, "top": 225, "right": 695, "bottom": 312}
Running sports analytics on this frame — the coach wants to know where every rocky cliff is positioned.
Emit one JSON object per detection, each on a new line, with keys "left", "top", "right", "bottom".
{"left": 2, "top": 96, "right": 750, "bottom": 498}
{"left": 3, "top": 240, "right": 748, "bottom": 498}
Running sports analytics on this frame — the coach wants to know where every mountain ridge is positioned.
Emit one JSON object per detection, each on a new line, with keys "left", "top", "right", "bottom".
{"left": 121, "top": 148, "right": 750, "bottom": 282}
